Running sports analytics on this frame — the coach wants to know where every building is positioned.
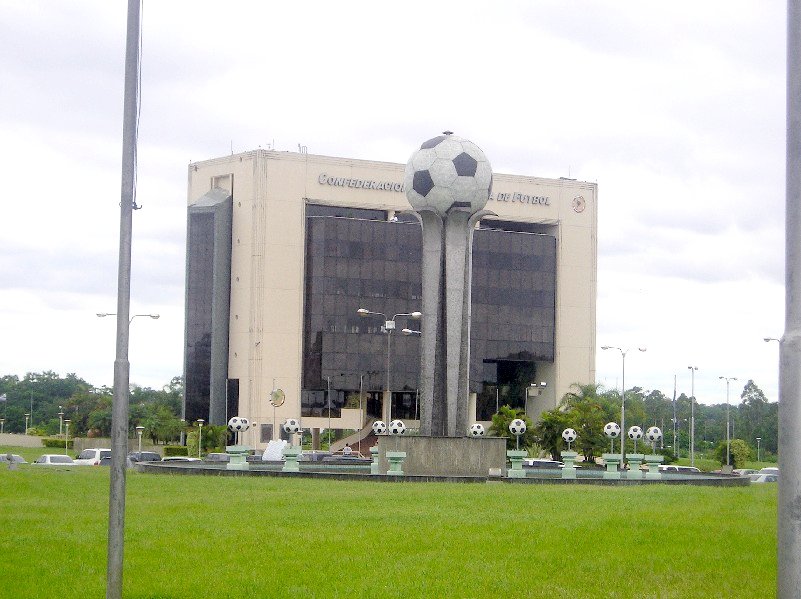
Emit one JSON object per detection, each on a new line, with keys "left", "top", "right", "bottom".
{"left": 184, "top": 149, "right": 597, "bottom": 448}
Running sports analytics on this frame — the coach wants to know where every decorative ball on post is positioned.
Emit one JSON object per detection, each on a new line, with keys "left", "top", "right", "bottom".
{"left": 227, "top": 416, "right": 250, "bottom": 445}
{"left": 469, "top": 423, "right": 485, "bottom": 437}
{"left": 283, "top": 418, "right": 300, "bottom": 435}
{"left": 372, "top": 420, "right": 387, "bottom": 435}
{"left": 562, "top": 428, "right": 577, "bottom": 451}
{"left": 645, "top": 426, "right": 662, "bottom": 454}
{"left": 604, "top": 422, "right": 621, "bottom": 453}
{"left": 389, "top": 420, "right": 406, "bottom": 436}
{"left": 509, "top": 418, "right": 527, "bottom": 450}
{"left": 628, "top": 425, "right": 644, "bottom": 453}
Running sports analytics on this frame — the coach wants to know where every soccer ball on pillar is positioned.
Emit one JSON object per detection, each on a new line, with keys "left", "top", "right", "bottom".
{"left": 404, "top": 132, "right": 492, "bottom": 215}
{"left": 604, "top": 422, "right": 621, "bottom": 439}
{"left": 508, "top": 419, "right": 526, "bottom": 436}
{"left": 646, "top": 426, "right": 663, "bottom": 443}
{"left": 227, "top": 417, "right": 250, "bottom": 433}
{"left": 627, "top": 426, "right": 644, "bottom": 441}
{"left": 283, "top": 418, "right": 300, "bottom": 434}
{"left": 562, "top": 428, "right": 577, "bottom": 444}
{"left": 389, "top": 420, "right": 406, "bottom": 435}
{"left": 372, "top": 421, "right": 387, "bottom": 435}
{"left": 469, "top": 423, "right": 485, "bottom": 437}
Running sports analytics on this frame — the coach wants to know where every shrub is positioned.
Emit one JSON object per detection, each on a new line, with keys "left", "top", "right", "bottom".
{"left": 163, "top": 445, "right": 188, "bottom": 457}
{"left": 42, "top": 438, "right": 73, "bottom": 449}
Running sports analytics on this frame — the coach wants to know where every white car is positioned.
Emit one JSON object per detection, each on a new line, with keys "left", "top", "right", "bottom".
{"left": 33, "top": 454, "right": 75, "bottom": 465}
{"left": 161, "top": 456, "right": 202, "bottom": 462}
{"left": 73, "top": 448, "right": 112, "bottom": 466}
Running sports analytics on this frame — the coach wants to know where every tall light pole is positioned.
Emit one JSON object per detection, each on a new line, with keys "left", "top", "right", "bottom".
{"left": 24, "top": 413, "right": 30, "bottom": 435}
{"left": 326, "top": 376, "right": 332, "bottom": 448}
{"left": 0, "top": 419, "right": 4, "bottom": 434}
{"left": 64, "top": 419, "right": 70, "bottom": 455}
{"left": 135, "top": 426, "right": 144, "bottom": 456}
{"left": 196, "top": 419, "right": 204, "bottom": 458}
{"left": 58, "top": 406, "right": 64, "bottom": 437}
{"left": 601, "top": 346, "right": 646, "bottom": 464}
{"left": 688, "top": 366, "right": 698, "bottom": 467}
{"left": 97, "top": 312, "right": 160, "bottom": 324}
{"left": 757, "top": 436, "right": 762, "bottom": 463}
{"left": 357, "top": 308, "right": 421, "bottom": 423}
{"left": 719, "top": 376, "right": 737, "bottom": 467}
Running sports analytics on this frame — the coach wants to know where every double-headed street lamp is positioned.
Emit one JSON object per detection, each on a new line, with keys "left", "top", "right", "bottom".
{"left": 97, "top": 312, "right": 160, "bottom": 324}
{"left": 688, "top": 366, "right": 699, "bottom": 467}
{"left": 357, "top": 308, "right": 421, "bottom": 423}
{"left": 718, "top": 376, "right": 738, "bottom": 467}
{"left": 601, "top": 346, "right": 646, "bottom": 464}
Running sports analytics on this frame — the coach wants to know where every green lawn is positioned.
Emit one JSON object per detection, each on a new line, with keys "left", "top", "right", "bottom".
{"left": 0, "top": 461, "right": 776, "bottom": 598}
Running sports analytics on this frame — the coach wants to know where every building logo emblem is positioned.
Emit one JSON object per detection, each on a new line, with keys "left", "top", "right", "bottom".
{"left": 572, "top": 196, "right": 586, "bottom": 213}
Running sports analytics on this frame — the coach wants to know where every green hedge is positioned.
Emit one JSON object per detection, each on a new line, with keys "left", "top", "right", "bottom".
{"left": 42, "top": 438, "right": 73, "bottom": 449}
{"left": 164, "top": 445, "right": 188, "bottom": 457}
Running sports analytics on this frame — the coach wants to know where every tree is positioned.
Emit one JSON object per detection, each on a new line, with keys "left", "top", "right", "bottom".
{"left": 532, "top": 408, "right": 570, "bottom": 461}
{"left": 714, "top": 438, "right": 751, "bottom": 468}
{"left": 560, "top": 383, "right": 607, "bottom": 463}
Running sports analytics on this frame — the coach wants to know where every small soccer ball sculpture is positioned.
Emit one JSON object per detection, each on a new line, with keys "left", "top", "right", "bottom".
{"left": 628, "top": 426, "right": 644, "bottom": 441}
{"left": 469, "top": 423, "right": 485, "bottom": 437}
{"left": 283, "top": 418, "right": 300, "bottom": 434}
{"left": 227, "top": 416, "right": 250, "bottom": 433}
{"left": 404, "top": 132, "right": 492, "bottom": 215}
{"left": 646, "top": 426, "right": 662, "bottom": 443}
{"left": 389, "top": 420, "right": 406, "bottom": 435}
{"left": 372, "top": 420, "right": 387, "bottom": 435}
{"left": 562, "top": 428, "right": 577, "bottom": 444}
{"left": 509, "top": 419, "right": 527, "bottom": 436}
{"left": 604, "top": 422, "right": 621, "bottom": 438}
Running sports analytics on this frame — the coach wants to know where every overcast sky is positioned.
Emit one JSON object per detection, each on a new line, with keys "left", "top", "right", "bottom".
{"left": 0, "top": 1, "right": 786, "bottom": 407}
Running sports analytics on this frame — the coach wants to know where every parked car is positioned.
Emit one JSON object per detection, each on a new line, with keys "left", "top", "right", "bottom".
{"left": 73, "top": 448, "right": 112, "bottom": 466}
{"left": 127, "top": 451, "right": 162, "bottom": 463}
{"left": 759, "top": 467, "right": 779, "bottom": 475}
{"left": 658, "top": 465, "right": 701, "bottom": 474}
{"left": 0, "top": 454, "right": 27, "bottom": 464}
{"left": 733, "top": 468, "right": 759, "bottom": 477}
{"left": 749, "top": 472, "right": 779, "bottom": 483}
{"left": 32, "top": 454, "right": 74, "bottom": 465}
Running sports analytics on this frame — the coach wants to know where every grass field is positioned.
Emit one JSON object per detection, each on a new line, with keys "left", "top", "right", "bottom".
{"left": 0, "top": 449, "right": 777, "bottom": 599}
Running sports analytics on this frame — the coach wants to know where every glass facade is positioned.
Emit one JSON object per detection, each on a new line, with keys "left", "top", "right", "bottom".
{"left": 301, "top": 205, "right": 557, "bottom": 421}
{"left": 184, "top": 211, "right": 214, "bottom": 423}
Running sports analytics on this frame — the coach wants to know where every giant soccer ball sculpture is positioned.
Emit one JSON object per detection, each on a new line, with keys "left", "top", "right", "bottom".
{"left": 404, "top": 134, "right": 493, "bottom": 214}
{"left": 562, "top": 428, "right": 577, "bottom": 450}
{"left": 283, "top": 418, "right": 300, "bottom": 435}
{"left": 389, "top": 420, "right": 406, "bottom": 436}
{"left": 372, "top": 420, "right": 387, "bottom": 435}
{"left": 406, "top": 133, "right": 494, "bottom": 438}
{"left": 604, "top": 421, "right": 621, "bottom": 453}
{"left": 469, "top": 423, "right": 485, "bottom": 437}
{"left": 646, "top": 426, "right": 662, "bottom": 453}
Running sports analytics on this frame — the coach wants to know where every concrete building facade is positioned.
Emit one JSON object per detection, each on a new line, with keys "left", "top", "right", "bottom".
{"left": 184, "top": 149, "right": 597, "bottom": 448}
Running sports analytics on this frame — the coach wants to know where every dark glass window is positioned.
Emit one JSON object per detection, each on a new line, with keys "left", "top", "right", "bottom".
{"left": 301, "top": 208, "right": 556, "bottom": 418}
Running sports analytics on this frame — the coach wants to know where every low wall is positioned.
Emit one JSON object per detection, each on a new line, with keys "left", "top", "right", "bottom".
{"left": 0, "top": 433, "right": 45, "bottom": 448}
{"left": 377, "top": 436, "right": 507, "bottom": 477}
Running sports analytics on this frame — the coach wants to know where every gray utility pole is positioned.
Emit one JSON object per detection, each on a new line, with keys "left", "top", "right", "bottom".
{"left": 780, "top": 1, "right": 801, "bottom": 595}
{"left": 107, "top": 2, "right": 140, "bottom": 598}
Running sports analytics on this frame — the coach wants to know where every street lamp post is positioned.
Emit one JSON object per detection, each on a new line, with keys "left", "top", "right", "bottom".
{"left": 757, "top": 436, "right": 762, "bottom": 462}
{"left": 718, "top": 376, "right": 738, "bottom": 467}
{"left": 197, "top": 419, "right": 204, "bottom": 458}
{"left": 0, "top": 418, "right": 4, "bottom": 434}
{"left": 24, "top": 413, "right": 30, "bottom": 435}
{"left": 58, "top": 407, "right": 64, "bottom": 437}
{"left": 326, "top": 376, "right": 332, "bottom": 448}
{"left": 135, "top": 426, "right": 144, "bottom": 456}
{"left": 64, "top": 419, "right": 70, "bottom": 455}
{"left": 688, "top": 366, "right": 698, "bottom": 467}
{"left": 357, "top": 308, "right": 421, "bottom": 423}
{"left": 97, "top": 312, "right": 160, "bottom": 324}
{"left": 601, "top": 346, "right": 646, "bottom": 465}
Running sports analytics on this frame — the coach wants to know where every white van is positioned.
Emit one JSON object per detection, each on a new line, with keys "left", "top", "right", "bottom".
{"left": 74, "top": 448, "right": 112, "bottom": 465}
